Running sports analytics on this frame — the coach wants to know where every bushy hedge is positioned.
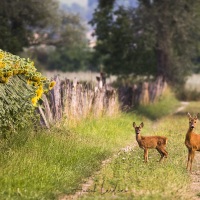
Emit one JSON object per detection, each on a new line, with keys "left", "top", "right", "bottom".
{"left": 0, "top": 49, "right": 55, "bottom": 135}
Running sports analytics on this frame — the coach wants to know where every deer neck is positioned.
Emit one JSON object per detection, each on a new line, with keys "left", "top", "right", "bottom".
{"left": 136, "top": 133, "right": 142, "bottom": 142}
{"left": 186, "top": 128, "right": 195, "bottom": 140}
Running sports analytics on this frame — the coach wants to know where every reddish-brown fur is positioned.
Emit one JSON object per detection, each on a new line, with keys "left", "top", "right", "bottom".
{"left": 185, "top": 113, "right": 200, "bottom": 172}
{"left": 133, "top": 122, "right": 168, "bottom": 162}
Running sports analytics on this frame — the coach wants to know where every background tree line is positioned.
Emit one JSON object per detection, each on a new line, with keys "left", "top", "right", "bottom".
{"left": 91, "top": 0, "right": 200, "bottom": 85}
{"left": 1, "top": 0, "right": 200, "bottom": 85}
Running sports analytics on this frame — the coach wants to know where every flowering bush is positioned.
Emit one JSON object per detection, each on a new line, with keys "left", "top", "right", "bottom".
{"left": 0, "top": 49, "right": 55, "bottom": 106}
{"left": 0, "top": 49, "right": 56, "bottom": 135}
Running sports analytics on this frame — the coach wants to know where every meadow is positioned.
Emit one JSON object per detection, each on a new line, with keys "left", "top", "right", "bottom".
{"left": 1, "top": 71, "right": 200, "bottom": 199}
{"left": 80, "top": 114, "right": 194, "bottom": 200}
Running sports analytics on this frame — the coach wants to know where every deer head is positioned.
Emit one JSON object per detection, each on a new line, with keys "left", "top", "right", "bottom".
{"left": 187, "top": 113, "right": 199, "bottom": 130}
{"left": 133, "top": 122, "right": 144, "bottom": 134}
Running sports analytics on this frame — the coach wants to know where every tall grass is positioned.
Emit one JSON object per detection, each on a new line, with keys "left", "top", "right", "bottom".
{"left": 0, "top": 114, "right": 140, "bottom": 199}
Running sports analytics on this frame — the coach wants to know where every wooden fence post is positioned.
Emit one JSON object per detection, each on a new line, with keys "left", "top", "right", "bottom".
{"left": 50, "top": 76, "right": 62, "bottom": 121}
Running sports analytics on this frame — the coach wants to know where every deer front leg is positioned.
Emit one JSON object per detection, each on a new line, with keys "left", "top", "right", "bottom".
{"left": 190, "top": 150, "right": 195, "bottom": 172}
{"left": 144, "top": 148, "right": 148, "bottom": 162}
{"left": 187, "top": 149, "right": 192, "bottom": 171}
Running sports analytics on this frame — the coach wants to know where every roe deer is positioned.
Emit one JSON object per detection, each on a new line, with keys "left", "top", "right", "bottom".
{"left": 185, "top": 113, "right": 200, "bottom": 172}
{"left": 133, "top": 122, "right": 168, "bottom": 162}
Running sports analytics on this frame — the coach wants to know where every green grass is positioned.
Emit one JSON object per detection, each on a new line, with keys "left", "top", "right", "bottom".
{"left": 0, "top": 114, "right": 142, "bottom": 199}
{"left": 81, "top": 115, "right": 193, "bottom": 200}
{"left": 0, "top": 89, "right": 190, "bottom": 200}
{"left": 136, "top": 88, "right": 180, "bottom": 120}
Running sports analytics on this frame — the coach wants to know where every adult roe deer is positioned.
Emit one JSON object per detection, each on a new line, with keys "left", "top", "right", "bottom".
{"left": 185, "top": 113, "right": 200, "bottom": 172}
{"left": 133, "top": 122, "right": 168, "bottom": 162}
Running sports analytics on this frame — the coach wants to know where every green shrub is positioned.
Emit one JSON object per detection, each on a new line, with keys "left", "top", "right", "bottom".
{"left": 0, "top": 49, "right": 55, "bottom": 134}
{"left": 136, "top": 88, "right": 179, "bottom": 120}
{"left": 0, "top": 75, "right": 37, "bottom": 136}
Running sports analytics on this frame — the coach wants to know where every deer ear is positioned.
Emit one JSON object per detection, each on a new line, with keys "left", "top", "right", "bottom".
{"left": 187, "top": 112, "right": 192, "bottom": 119}
{"left": 140, "top": 122, "right": 144, "bottom": 127}
{"left": 133, "top": 122, "right": 136, "bottom": 128}
{"left": 196, "top": 113, "right": 199, "bottom": 119}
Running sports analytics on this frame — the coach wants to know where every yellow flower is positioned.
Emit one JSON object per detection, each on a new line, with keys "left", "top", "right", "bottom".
{"left": 13, "top": 69, "right": 19, "bottom": 75}
{"left": 27, "top": 79, "right": 32, "bottom": 85}
{"left": 31, "top": 96, "right": 38, "bottom": 107}
{"left": 0, "top": 53, "right": 4, "bottom": 59}
{"left": 31, "top": 76, "right": 40, "bottom": 82}
{"left": 32, "top": 82, "right": 38, "bottom": 87}
{"left": 49, "top": 81, "right": 56, "bottom": 90}
{"left": 0, "top": 61, "right": 5, "bottom": 68}
{"left": 7, "top": 71, "right": 13, "bottom": 77}
{"left": 36, "top": 85, "right": 43, "bottom": 99}
{"left": 0, "top": 77, "right": 9, "bottom": 83}
{"left": 14, "top": 62, "right": 20, "bottom": 68}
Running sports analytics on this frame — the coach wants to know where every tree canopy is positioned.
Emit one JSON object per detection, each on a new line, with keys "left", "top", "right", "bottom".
{"left": 91, "top": 0, "right": 200, "bottom": 84}
{"left": 0, "top": 0, "right": 60, "bottom": 53}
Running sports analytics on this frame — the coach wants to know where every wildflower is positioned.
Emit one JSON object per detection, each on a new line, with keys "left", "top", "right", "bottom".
{"left": 0, "top": 53, "right": 4, "bottom": 59}
{"left": 27, "top": 79, "right": 32, "bottom": 85}
{"left": 7, "top": 71, "right": 13, "bottom": 77}
{"left": 0, "top": 77, "right": 9, "bottom": 83}
{"left": 0, "top": 61, "right": 5, "bottom": 68}
{"left": 36, "top": 85, "right": 43, "bottom": 99}
{"left": 31, "top": 96, "right": 38, "bottom": 107}
{"left": 13, "top": 69, "right": 19, "bottom": 75}
{"left": 14, "top": 62, "right": 20, "bottom": 68}
{"left": 49, "top": 81, "right": 56, "bottom": 90}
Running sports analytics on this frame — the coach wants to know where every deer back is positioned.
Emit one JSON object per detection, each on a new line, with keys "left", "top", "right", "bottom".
{"left": 139, "top": 136, "right": 167, "bottom": 149}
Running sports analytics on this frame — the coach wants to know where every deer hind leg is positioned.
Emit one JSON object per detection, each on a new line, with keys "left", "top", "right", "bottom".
{"left": 144, "top": 148, "right": 148, "bottom": 162}
{"left": 162, "top": 147, "right": 168, "bottom": 158}
{"left": 156, "top": 147, "right": 167, "bottom": 162}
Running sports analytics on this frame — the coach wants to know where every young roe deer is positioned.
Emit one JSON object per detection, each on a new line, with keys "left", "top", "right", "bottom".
{"left": 185, "top": 113, "right": 200, "bottom": 172}
{"left": 133, "top": 122, "right": 168, "bottom": 162}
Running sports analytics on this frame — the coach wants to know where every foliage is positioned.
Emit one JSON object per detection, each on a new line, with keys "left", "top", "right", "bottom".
{"left": 22, "top": 12, "right": 94, "bottom": 72}
{"left": 0, "top": 49, "right": 55, "bottom": 133}
{"left": 0, "top": 0, "right": 59, "bottom": 54}
{"left": 0, "top": 49, "right": 55, "bottom": 105}
{"left": 136, "top": 88, "right": 179, "bottom": 120}
{"left": 46, "top": 45, "right": 93, "bottom": 72}
{"left": 0, "top": 76, "right": 36, "bottom": 136}
{"left": 91, "top": 0, "right": 200, "bottom": 85}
